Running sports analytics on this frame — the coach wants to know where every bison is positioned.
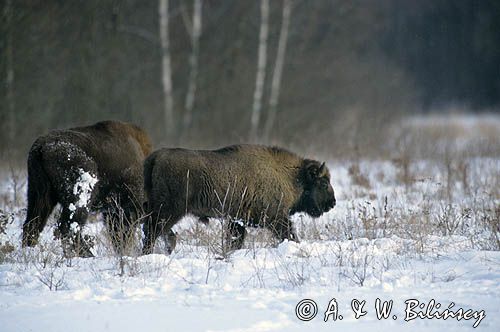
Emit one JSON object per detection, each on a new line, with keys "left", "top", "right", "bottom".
{"left": 22, "top": 120, "right": 152, "bottom": 257}
{"left": 142, "top": 144, "right": 336, "bottom": 254}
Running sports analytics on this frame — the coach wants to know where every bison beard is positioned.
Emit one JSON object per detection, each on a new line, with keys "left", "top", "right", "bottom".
{"left": 142, "top": 145, "right": 336, "bottom": 255}
{"left": 22, "top": 120, "right": 152, "bottom": 257}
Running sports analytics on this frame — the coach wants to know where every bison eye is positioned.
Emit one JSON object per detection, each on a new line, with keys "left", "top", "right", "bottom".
{"left": 320, "top": 179, "right": 329, "bottom": 189}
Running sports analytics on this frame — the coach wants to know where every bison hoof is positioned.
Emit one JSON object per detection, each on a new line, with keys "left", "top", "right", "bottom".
{"left": 61, "top": 235, "right": 95, "bottom": 258}
{"left": 76, "top": 246, "right": 94, "bottom": 258}
{"left": 62, "top": 245, "right": 94, "bottom": 258}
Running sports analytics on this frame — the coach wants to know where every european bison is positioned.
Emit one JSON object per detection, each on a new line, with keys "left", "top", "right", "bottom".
{"left": 142, "top": 144, "right": 336, "bottom": 254}
{"left": 22, "top": 120, "right": 152, "bottom": 257}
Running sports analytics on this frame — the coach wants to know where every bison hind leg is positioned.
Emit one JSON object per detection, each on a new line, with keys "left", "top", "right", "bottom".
{"left": 22, "top": 147, "right": 57, "bottom": 247}
{"left": 142, "top": 214, "right": 178, "bottom": 255}
{"left": 23, "top": 189, "right": 56, "bottom": 247}
{"left": 142, "top": 216, "right": 159, "bottom": 255}
{"left": 56, "top": 206, "right": 94, "bottom": 258}
{"left": 162, "top": 230, "right": 177, "bottom": 255}
{"left": 56, "top": 172, "right": 98, "bottom": 258}
{"left": 226, "top": 220, "right": 247, "bottom": 251}
{"left": 103, "top": 206, "right": 138, "bottom": 256}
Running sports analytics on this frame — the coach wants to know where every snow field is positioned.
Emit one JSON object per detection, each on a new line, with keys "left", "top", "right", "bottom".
{"left": 0, "top": 152, "right": 498, "bottom": 331}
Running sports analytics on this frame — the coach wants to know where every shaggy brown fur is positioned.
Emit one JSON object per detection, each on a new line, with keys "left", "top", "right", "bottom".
{"left": 142, "top": 144, "right": 336, "bottom": 254}
{"left": 22, "top": 120, "right": 152, "bottom": 257}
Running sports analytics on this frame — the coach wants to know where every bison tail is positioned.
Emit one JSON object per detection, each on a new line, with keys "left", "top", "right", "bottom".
{"left": 143, "top": 151, "right": 157, "bottom": 202}
{"left": 22, "top": 145, "right": 56, "bottom": 246}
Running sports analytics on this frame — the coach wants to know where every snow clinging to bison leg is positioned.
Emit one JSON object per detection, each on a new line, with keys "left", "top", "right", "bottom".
{"left": 69, "top": 168, "right": 98, "bottom": 220}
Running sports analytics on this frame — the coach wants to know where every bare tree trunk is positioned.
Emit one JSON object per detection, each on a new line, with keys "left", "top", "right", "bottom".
{"left": 5, "top": 0, "right": 15, "bottom": 145}
{"left": 249, "top": 0, "right": 269, "bottom": 142}
{"left": 159, "top": 0, "right": 175, "bottom": 141}
{"left": 182, "top": 0, "right": 203, "bottom": 138}
{"left": 264, "top": 0, "right": 291, "bottom": 142}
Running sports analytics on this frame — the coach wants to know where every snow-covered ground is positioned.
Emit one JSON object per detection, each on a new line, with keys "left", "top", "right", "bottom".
{"left": 1, "top": 236, "right": 498, "bottom": 332}
{"left": 0, "top": 127, "right": 499, "bottom": 331}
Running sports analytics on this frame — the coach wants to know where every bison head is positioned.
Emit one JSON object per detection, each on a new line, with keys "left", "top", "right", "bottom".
{"left": 293, "top": 160, "right": 336, "bottom": 217}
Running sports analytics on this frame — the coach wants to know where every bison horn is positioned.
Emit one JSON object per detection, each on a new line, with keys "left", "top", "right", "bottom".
{"left": 319, "top": 162, "right": 326, "bottom": 174}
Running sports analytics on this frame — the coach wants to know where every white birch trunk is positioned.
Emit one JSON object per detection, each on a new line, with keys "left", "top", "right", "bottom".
{"left": 159, "top": 0, "right": 175, "bottom": 138}
{"left": 5, "top": 0, "right": 15, "bottom": 143}
{"left": 183, "top": 0, "right": 202, "bottom": 134}
{"left": 249, "top": 0, "right": 269, "bottom": 142}
{"left": 264, "top": 0, "right": 291, "bottom": 142}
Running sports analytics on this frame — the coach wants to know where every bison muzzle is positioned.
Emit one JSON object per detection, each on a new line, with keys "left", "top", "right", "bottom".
{"left": 22, "top": 120, "right": 152, "bottom": 257}
{"left": 142, "top": 144, "right": 336, "bottom": 254}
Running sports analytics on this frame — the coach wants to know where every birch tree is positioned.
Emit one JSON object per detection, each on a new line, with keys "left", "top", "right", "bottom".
{"left": 182, "top": 0, "right": 203, "bottom": 136}
{"left": 5, "top": 0, "right": 15, "bottom": 144}
{"left": 263, "top": 0, "right": 292, "bottom": 142}
{"left": 249, "top": 0, "right": 269, "bottom": 142}
{"left": 159, "top": 0, "right": 175, "bottom": 140}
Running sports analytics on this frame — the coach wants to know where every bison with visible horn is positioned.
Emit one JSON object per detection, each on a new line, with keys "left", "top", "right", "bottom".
{"left": 142, "top": 144, "right": 336, "bottom": 254}
{"left": 22, "top": 120, "right": 152, "bottom": 257}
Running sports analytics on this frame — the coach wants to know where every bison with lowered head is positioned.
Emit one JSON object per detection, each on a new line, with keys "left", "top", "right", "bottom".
{"left": 22, "top": 120, "right": 152, "bottom": 257}
{"left": 142, "top": 144, "right": 336, "bottom": 254}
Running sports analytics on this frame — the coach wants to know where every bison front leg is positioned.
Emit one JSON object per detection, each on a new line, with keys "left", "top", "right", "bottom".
{"left": 226, "top": 220, "right": 247, "bottom": 251}
{"left": 269, "top": 218, "right": 299, "bottom": 245}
